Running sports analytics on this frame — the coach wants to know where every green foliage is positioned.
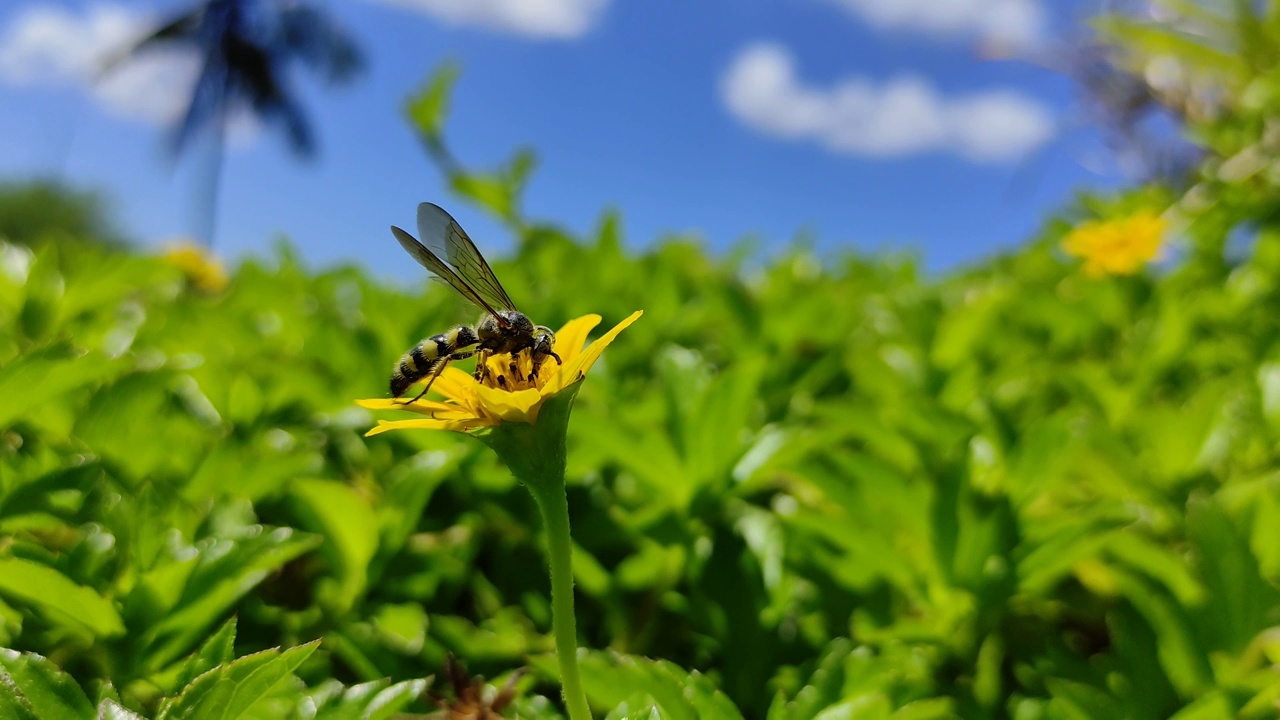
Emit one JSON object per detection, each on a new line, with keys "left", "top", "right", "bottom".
{"left": 4, "top": 180, "right": 1280, "bottom": 716}
{"left": 404, "top": 60, "right": 536, "bottom": 227}
{"left": 574, "top": 653, "right": 742, "bottom": 719}
{"left": 0, "top": 621, "right": 328, "bottom": 720}
{"left": 6, "top": 28, "right": 1280, "bottom": 716}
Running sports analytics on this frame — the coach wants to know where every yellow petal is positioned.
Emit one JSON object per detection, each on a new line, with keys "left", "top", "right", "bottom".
{"left": 430, "top": 366, "right": 482, "bottom": 407}
{"left": 543, "top": 310, "right": 642, "bottom": 396}
{"left": 364, "top": 417, "right": 495, "bottom": 436}
{"left": 1061, "top": 210, "right": 1166, "bottom": 277}
{"left": 161, "top": 241, "right": 229, "bottom": 293}
{"left": 472, "top": 384, "right": 543, "bottom": 423}
{"left": 356, "top": 397, "right": 457, "bottom": 416}
{"left": 553, "top": 315, "right": 602, "bottom": 367}
{"left": 356, "top": 398, "right": 399, "bottom": 410}
{"left": 424, "top": 408, "right": 483, "bottom": 421}
{"left": 482, "top": 353, "right": 509, "bottom": 376}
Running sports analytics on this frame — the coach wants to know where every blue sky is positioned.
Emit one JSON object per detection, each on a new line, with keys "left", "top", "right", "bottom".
{"left": 0, "top": 0, "right": 1125, "bottom": 278}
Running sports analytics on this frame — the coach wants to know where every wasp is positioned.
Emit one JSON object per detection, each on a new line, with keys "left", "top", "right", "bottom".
{"left": 389, "top": 203, "right": 560, "bottom": 403}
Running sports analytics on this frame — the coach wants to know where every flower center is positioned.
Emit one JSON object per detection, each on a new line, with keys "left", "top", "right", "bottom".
{"left": 479, "top": 348, "right": 550, "bottom": 392}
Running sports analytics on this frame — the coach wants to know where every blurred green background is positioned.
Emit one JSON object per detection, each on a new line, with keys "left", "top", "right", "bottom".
{"left": 5, "top": 2, "right": 1280, "bottom": 719}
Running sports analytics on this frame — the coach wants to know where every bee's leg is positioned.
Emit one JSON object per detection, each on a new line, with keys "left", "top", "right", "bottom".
{"left": 402, "top": 358, "right": 449, "bottom": 405}
{"left": 529, "top": 351, "right": 560, "bottom": 380}
{"left": 403, "top": 348, "right": 477, "bottom": 405}
{"left": 477, "top": 349, "right": 517, "bottom": 388}
{"left": 472, "top": 349, "right": 491, "bottom": 383}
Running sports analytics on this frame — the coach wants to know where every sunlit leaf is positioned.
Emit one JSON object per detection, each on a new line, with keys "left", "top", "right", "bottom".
{"left": 0, "top": 558, "right": 124, "bottom": 638}
{"left": 156, "top": 641, "right": 319, "bottom": 720}
{"left": 405, "top": 61, "right": 461, "bottom": 141}
{"left": 139, "top": 527, "right": 322, "bottom": 672}
{"left": 0, "top": 649, "right": 94, "bottom": 720}
{"left": 578, "top": 652, "right": 743, "bottom": 720}
{"left": 289, "top": 478, "right": 379, "bottom": 612}
{"left": 0, "top": 343, "right": 125, "bottom": 429}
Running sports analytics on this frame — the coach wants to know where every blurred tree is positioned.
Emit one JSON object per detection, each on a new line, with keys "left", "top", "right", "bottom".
{"left": 1088, "top": 0, "right": 1280, "bottom": 262}
{"left": 1071, "top": 41, "right": 1203, "bottom": 185}
{"left": 103, "top": 0, "right": 363, "bottom": 244}
{"left": 0, "top": 180, "right": 123, "bottom": 248}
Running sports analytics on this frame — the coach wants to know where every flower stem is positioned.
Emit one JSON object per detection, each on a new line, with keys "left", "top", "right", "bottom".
{"left": 527, "top": 481, "right": 592, "bottom": 720}
{"left": 477, "top": 384, "right": 592, "bottom": 719}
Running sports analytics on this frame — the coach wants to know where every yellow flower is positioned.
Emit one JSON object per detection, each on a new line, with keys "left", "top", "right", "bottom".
{"left": 160, "top": 239, "right": 229, "bottom": 293}
{"left": 1061, "top": 209, "right": 1168, "bottom": 277}
{"left": 358, "top": 310, "right": 642, "bottom": 434}
{"left": 360, "top": 312, "right": 640, "bottom": 720}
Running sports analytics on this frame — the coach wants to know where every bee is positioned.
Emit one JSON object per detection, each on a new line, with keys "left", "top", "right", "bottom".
{"left": 389, "top": 202, "right": 560, "bottom": 403}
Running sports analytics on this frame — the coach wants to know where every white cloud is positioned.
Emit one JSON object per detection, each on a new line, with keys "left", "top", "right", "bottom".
{"left": 721, "top": 42, "right": 1054, "bottom": 163}
{"left": 367, "top": 0, "right": 609, "bottom": 39}
{"left": 827, "top": 0, "right": 1046, "bottom": 50}
{"left": 0, "top": 3, "right": 199, "bottom": 125}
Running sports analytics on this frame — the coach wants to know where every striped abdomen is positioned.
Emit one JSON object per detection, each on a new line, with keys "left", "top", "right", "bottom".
{"left": 390, "top": 325, "right": 479, "bottom": 397}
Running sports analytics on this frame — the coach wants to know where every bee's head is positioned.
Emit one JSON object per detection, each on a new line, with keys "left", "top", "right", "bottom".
{"left": 533, "top": 326, "right": 556, "bottom": 355}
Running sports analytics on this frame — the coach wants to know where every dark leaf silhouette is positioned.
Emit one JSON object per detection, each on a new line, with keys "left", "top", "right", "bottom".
{"left": 101, "top": 0, "right": 363, "bottom": 241}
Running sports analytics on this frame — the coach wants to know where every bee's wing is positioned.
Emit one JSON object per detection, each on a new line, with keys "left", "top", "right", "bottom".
{"left": 416, "top": 203, "right": 518, "bottom": 312}
{"left": 391, "top": 225, "right": 505, "bottom": 321}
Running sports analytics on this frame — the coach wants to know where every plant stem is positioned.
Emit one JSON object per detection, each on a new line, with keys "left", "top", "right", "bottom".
{"left": 527, "top": 481, "right": 592, "bottom": 720}
{"left": 478, "top": 387, "right": 591, "bottom": 719}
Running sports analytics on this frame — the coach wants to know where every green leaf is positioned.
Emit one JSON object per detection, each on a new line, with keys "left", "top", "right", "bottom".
{"left": 0, "top": 462, "right": 102, "bottom": 519}
{"left": 1105, "top": 532, "right": 1204, "bottom": 606}
{"left": 1045, "top": 678, "right": 1127, "bottom": 720}
{"left": 0, "top": 343, "right": 125, "bottom": 429}
{"left": 310, "top": 677, "right": 430, "bottom": 720}
{"left": 1108, "top": 567, "right": 1212, "bottom": 696}
{"left": 894, "top": 699, "right": 957, "bottom": 719}
{"left": 1018, "top": 522, "right": 1118, "bottom": 596}
{"left": 139, "top": 527, "right": 322, "bottom": 672}
{"left": 0, "top": 649, "right": 94, "bottom": 720}
{"left": 1168, "top": 691, "right": 1234, "bottom": 720}
{"left": 373, "top": 605, "right": 429, "bottom": 657}
{"left": 767, "top": 640, "right": 851, "bottom": 720}
{"left": 448, "top": 164, "right": 522, "bottom": 224}
{"left": 1186, "top": 496, "right": 1279, "bottom": 654}
{"left": 1092, "top": 15, "right": 1247, "bottom": 77}
{"left": 405, "top": 61, "right": 461, "bottom": 141}
{"left": 174, "top": 618, "right": 239, "bottom": 691}
{"left": 0, "top": 557, "right": 124, "bottom": 637}
{"left": 96, "top": 699, "right": 147, "bottom": 720}
{"left": 217, "top": 642, "right": 319, "bottom": 720}
{"left": 572, "top": 416, "right": 687, "bottom": 507}
{"left": 158, "top": 641, "right": 319, "bottom": 720}
{"left": 74, "top": 371, "right": 212, "bottom": 481}
{"left": 0, "top": 676, "right": 39, "bottom": 720}
{"left": 685, "top": 356, "right": 764, "bottom": 488}
{"left": 289, "top": 478, "right": 379, "bottom": 612}
{"left": 570, "top": 540, "right": 611, "bottom": 597}
{"left": 578, "top": 652, "right": 743, "bottom": 720}
{"left": 367, "top": 451, "right": 451, "bottom": 584}
{"left": 814, "top": 696, "right": 893, "bottom": 720}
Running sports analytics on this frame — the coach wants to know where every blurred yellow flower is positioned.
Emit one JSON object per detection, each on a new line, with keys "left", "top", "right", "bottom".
{"left": 161, "top": 240, "right": 229, "bottom": 293}
{"left": 358, "top": 311, "right": 642, "bottom": 434}
{"left": 1061, "top": 210, "right": 1168, "bottom": 277}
